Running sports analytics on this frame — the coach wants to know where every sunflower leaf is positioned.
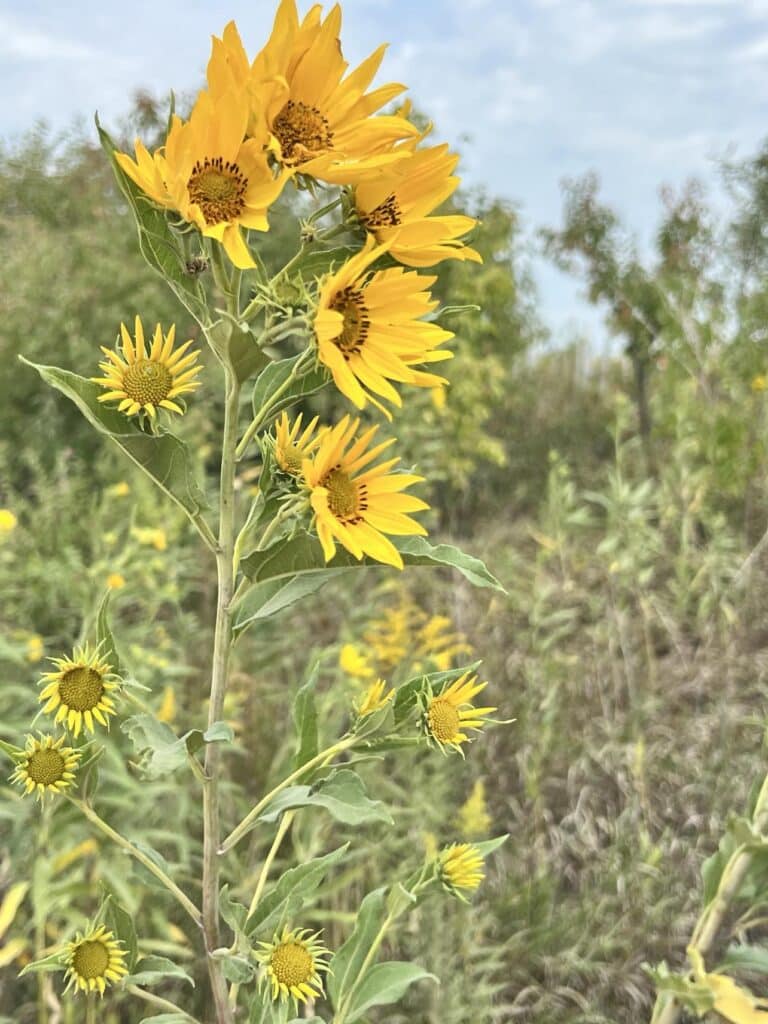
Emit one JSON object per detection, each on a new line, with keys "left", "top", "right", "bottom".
{"left": 20, "top": 360, "right": 210, "bottom": 526}
{"left": 245, "top": 845, "right": 348, "bottom": 937}
{"left": 250, "top": 353, "right": 328, "bottom": 422}
{"left": 123, "top": 954, "right": 194, "bottom": 988}
{"left": 257, "top": 770, "right": 392, "bottom": 827}
{"left": 104, "top": 894, "right": 138, "bottom": 971}
{"left": 328, "top": 887, "right": 388, "bottom": 1008}
{"left": 233, "top": 573, "right": 348, "bottom": 633}
{"left": 96, "top": 591, "right": 123, "bottom": 677}
{"left": 292, "top": 666, "right": 319, "bottom": 769}
{"left": 344, "top": 962, "right": 438, "bottom": 1022}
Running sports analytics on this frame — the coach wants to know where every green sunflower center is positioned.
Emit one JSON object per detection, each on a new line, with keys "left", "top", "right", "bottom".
{"left": 427, "top": 697, "right": 461, "bottom": 742}
{"left": 59, "top": 667, "right": 105, "bottom": 712}
{"left": 188, "top": 157, "right": 248, "bottom": 224}
{"left": 72, "top": 940, "right": 110, "bottom": 980}
{"left": 330, "top": 288, "right": 370, "bottom": 357}
{"left": 324, "top": 469, "right": 367, "bottom": 522}
{"left": 26, "top": 748, "right": 66, "bottom": 785}
{"left": 279, "top": 443, "right": 304, "bottom": 476}
{"left": 273, "top": 100, "right": 333, "bottom": 165}
{"left": 360, "top": 193, "right": 402, "bottom": 229}
{"left": 122, "top": 360, "right": 173, "bottom": 407}
{"left": 270, "top": 942, "right": 314, "bottom": 987}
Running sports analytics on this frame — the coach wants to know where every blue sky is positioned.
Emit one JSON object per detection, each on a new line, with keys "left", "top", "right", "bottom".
{"left": 2, "top": 0, "right": 768, "bottom": 347}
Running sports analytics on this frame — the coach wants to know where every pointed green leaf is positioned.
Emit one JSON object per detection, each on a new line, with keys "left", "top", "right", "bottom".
{"left": 345, "top": 962, "right": 437, "bottom": 1022}
{"left": 473, "top": 834, "right": 509, "bottom": 857}
{"left": 123, "top": 955, "right": 194, "bottom": 988}
{"left": 245, "top": 845, "right": 348, "bottom": 937}
{"left": 104, "top": 895, "right": 138, "bottom": 971}
{"left": 292, "top": 668, "right": 318, "bottom": 769}
{"left": 328, "top": 887, "right": 387, "bottom": 1007}
{"left": 258, "top": 770, "right": 392, "bottom": 827}
{"left": 122, "top": 714, "right": 232, "bottom": 777}
{"left": 250, "top": 353, "right": 328, "bottom": 422}
{"left": 96, "top": 591, "right": 123, "bottom": 677}
{"left": 220, "top": 884, "right": 248, "bottom": 936}
{"left": 233, "top": 573, "right": 346, "bottom": 633}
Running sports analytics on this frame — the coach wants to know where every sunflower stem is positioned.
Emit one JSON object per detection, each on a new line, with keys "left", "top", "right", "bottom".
{"left": 85, "top": 992, "right": 96, "bottom": 1024}
{"left": 67, "top": 796, "right": 202, "bottom": 928}
{"left": 219, "top": 737, "right": 356, "bottom": 854}
{"left": 126, "top": 984, "right": 200, "bottom": 1022}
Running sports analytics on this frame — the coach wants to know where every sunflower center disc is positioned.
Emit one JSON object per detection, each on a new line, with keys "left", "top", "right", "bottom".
{"left": 270, "top": 942, "right": 314, "bottom": 987}
{"left": 188, "top": 157, "right": 247, "bottom": 224}
{"left": 324, "top": 469, "right": 359, "bottom": 520}
{"left": 273, "top": 100, "right": 333, "bottom": 164}
{"left": 360, "top": 192, "right": 402, "bottom": 228}
{"left": 122, "top": 360, "right": 173, "bottom": 406}
{"left": 331, "top": 288, "right": 369, "bottom": 355}
{"left": 280, "top": 443, "right": 304, "bottom": 476}
{"left": 59, "top": 667, "right": 105, "bottom": 712}
{"left": 26, "top": 748, "right": 66, "bottom": 785}
{"left": 428, "top": 697, "right": 461, "bottom": 741}
{"left": 72, "top": 940, "right": 110, "bottom": 980}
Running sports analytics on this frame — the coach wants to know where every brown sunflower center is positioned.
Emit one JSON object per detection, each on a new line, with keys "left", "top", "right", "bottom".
{"left": 324, "top": 468, "right": 369, "bottom": 523}
{"left": 188, "top": 157, "right": 248, "bottom": 224}
{"left": 273, "top": 100, "right": 333, "bottom": 165}
{"left": 427, "top": 697, "right": 461, "bottom": 742}
{"left": 59, "top": 668, "right": 105, "bottom": 712}
{"left": 330, "top": 288, "right": 370, "bottom": 357}
{"left": 122, "top": 360, "right": 173, "bottom": 406}
{"left": 360, "top": 192, "right": 402, "bottom": 229}
{"left": 72, "top": 940, "right": 110, "bottom": 980}
{"left": 270, "top": 942, "right": 314, "bottom": 988}
{"left": 26, "top": 748, "right": 66, "bottom": 785}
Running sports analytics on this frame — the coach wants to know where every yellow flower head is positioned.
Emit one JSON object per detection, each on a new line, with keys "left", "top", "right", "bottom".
{"left": 116, "top": 88, "right": 288, "bottom": 268}
{"left": 210, "top": 8, "right": 417, "bottom": 185}
{"left": 303, "top": 415, "right": 429, "bottom": 569}
{"left": 456, "top": 779, "right": 492, "bottom": 839}
{"left": 314, "top": 239, "right": 452, "bottom": 416}
{"left": 106, "top": 481, "right": 131, "bottom": 497}
{"left": 423, "top": 672, "right": 495, "bottom": 753}
{"left": 752, "top": 374, "right": 767, "bottom": 393}
{"left": 26, "top": 634, "right": 44, "bottom": 663}
{"left": 356, "top": 678, "right": 394, "bottom": 718}
{"left": 10, "top": 734, "right": 81, "bottom": 802}
{"left": 131, "top": 526, "right": 168, "bottom": 551}
{"left": 274, "top": 411, "right": 324, "bottom": 477}
{"left": 64, "top": 925, "right": 128, "bottom": 996}
{"left": 355, "top": 143, "right": 482, "bottom": 268}
{"left": 0, "top": 509, "right": 17, "bottom": 534}
{"left": 339, "top": 642, "right": 374, "bottom": 680}
{"left": 39, "top": 643, "right": 120, "bottom": 738}
{"left": 106, "top": 573, "right": 125, "bottom": 591}
{"left": 256, "top": 926, "right": 330, "bottom": 1008}
{"left": 439, "top": 843, "right": 485, "bottom": 897}
{"left": 92, "top": 317, "right": 202, "bottom": 419}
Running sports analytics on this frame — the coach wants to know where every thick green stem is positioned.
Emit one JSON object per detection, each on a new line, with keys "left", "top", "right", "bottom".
{"left": 67, "top": 797, "right": 201, "bottom": 927}
{"left": 202, "top": 361, "right": 240, "bottom": 1024}
{"left": 85, "top": 992, "right": 96, "bottom": 1024}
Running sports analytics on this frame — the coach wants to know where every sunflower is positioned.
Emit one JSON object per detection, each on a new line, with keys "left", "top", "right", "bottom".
{"left": 39, "top": 644, "right": 120, "bottom": 738}
{"left": 274, "top": 411, "right": 324, "bottom": 476}
{"left": 64, "top": 925, "right": 128, "bottom": 996}
{"left": 303, "top": 415, "right": 429, "bottom": 569}
{"left": 355, "top": 142, "right": 482, "bottom": 268}
{"left": 438, "top": 843, "right": 485, "bottom": 897}
{"left": 115, "top": 88, "right": 288, "bottom": 268}
{"left": 10, "top": 734, "right": 81, "bottom": 801}
{"left": 356, "top": 678, "right": 394, "bottom": 718}
{"left": 255, "top": 926, "right": 330, "bottom": 1007}
{"left": 92, "top": 317, "right": 202, "bottom": 419}
{"left": 216, "top": 4, "right": 417, "bottom": 185}
{"left": 313, "top": 240, "right": 452, "bottom": 415}
{"left": 423, "top": 672, "right": 496, "bottom": 753}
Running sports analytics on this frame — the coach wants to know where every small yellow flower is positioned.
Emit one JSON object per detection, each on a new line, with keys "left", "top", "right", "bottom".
{"left": 0, "top": 509, "right": 18, "bottom": 534}
{"left": 339, "top": 643, "right": 374, "bottom": 680}
{"left": 456, "top": 780, "right": 492, "bottom": 839}
{"left": 274, "top": 411, "right": 324, "bottom": 477}
{"left": 256, "top": 926, "right": 330, "bottom": 1008}
{"left": 38, "top": 644, "right": 120, "bottom": 738}
{"left": 423, "top": 672, "right": 496, "bottom": 754}
{"left": 92, "top": 316, "right": 202, "bottom": 419}
{"left": 64, "top": 925, "right": 128, "bottom": 996}
{"left": 356, "top": 679, "right": 394, "bottom": 718}
{"left": 439, "top": 843, "right": 485, "bottom": 897}
{"left": 752, "top": 374, "right": 767, "bottom": 393}
{"left": 106, "top": 481, "right": 131, "bottom": 497}
{"left": 156, "top": 685, "right": 176, "bottom": 725}
{"left": 26, "top": 634, "right": 44, "bottom": 664}
{"left": 10, "top": 734, "right": 81, "bottom": 801}
{"left": 131, "top": 527, "right": 167, "bottom": 551}
{"left": 106, "top": 573, "right": 125, "bottom": 591}
{"left": 430, "top": 385, "right": 447, "bottom": 410}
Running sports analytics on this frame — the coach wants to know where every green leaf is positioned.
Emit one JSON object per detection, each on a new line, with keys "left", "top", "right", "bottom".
{"left": 250, "top": 353, "right": 328, "bottom": 423}
{"left": 219, "top": 954, "right": 256, "bottom": 984}
{"left": 96, "top": 592, "right": 123, "bottom": 677}
{"left": 21, "top": 360, "right": 210, "bottom": 527}
{"left": 345, "top": 962, "right": 437, "bottom": 1022}
{"left": 393, "top": 663, "right": 482, "bottom": 725}
{"left": 104, "top": 895, "right": 138, "bottom": 971}
{"left": 258, "top": 770, "right": 392, "bottom": 827}
{"left": 229, "top": 324, "right": 270, "bottom": 384}
{"left": 718, "top": 944, "right": 768, "bottom": 976}
{"left": 240, "top": 533, "right": 505, "bottom": 593}
{"left": 292, "top": 667, "right": 318, "bottom": 769}
{"left": 644, "top": 963, "right": 715, "bottom": 1015}
{"left": 473, "top": 834, "right": 510, "bottom": 857}
{"left": 18, "top": 951, "right": 66, "bottom": 977}
{"left": 97, "top": 120, "right": 207, "bottom": 323}
{"left": 122, "top": 715, "right": 232, "bottom": 778}
{"left": 219, "top": 884, "right": 248, "bottom": 936}
{"left": 294, "top": 244, "right": 359, "bottom": 280}
{"left": 138, "top": 1016, "right": 193, "bottom": 1024}
{"left": 245, "top": 845, "right": 348, "bottom": 937}
{"left": 233, "top": 573, "right": 344, "bottom": 633}
{"left": 123, "top": 955, "right": 194, "bottom": 988}
{"left": 328, "top": 887, "right": 387, "bottom": 1007}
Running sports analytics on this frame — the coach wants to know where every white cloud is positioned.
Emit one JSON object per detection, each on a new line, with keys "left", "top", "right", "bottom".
{"left": 0, "top": 13, "right": 98, "bottom": 61}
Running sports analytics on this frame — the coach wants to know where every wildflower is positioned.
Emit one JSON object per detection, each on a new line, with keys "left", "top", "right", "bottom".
{"left": 38, "top": 644, "right": 120, "bottom": 738}
{"left": 438, "top": 843, "right": 484, "bottom": 897}
{"left": 64, "top": 926, "right": 128, "bottom": 996}
{"left": 10, "top": 735, "right": 81, "bottom": 802}
{"left": 93, "top": 317, "right": 201, "bottom": 419}
{"left": 303, "top": 415, "right": 429, "bottom": 569}
{"left": 423, "top": 672, "right": 495, "bottom": 754}
{"left": 355, "top": 143, "right": 481, "bottom": 267}
{"left": 0, "top": 509, "right": 17, "bottom": 534}
{"left": 314, "top": 239, "right": 452, "bottom": 415}
{"left": 255, "top": 926, "right": 330, "bottom": 1007}
{"left": 116, "top": 88, "right": 287, "bottom": 268}
{"left": 456, "top": 780, "right": 492, "bottom": 839}
{"left": 274, "top": 411, "right": 323, "bottom": 477}
{"left": 415, "top": 614, "right": 472, "bottom": 672}
{"left": 339, "top": 642, "right": 374, "bottom": 680}
{"left": 131, "top": 526, "right": 168, "bottom": 552}
{"left": 752, "top": 375, "right": 767, "bottom": 393}
{"left": 106, "top": 573, "right": 125, "bottom": 591}
{"left": 156, "top": 685, "right": 176, "bottom": 725}
{"left": 106, "top": 482, "right": 130, "bottom": 497}
{"left": 26, "top": 634, "right": 44, "bottom": 664}
{"left": 356, "top": 678, "right": 394, "bottom": 717}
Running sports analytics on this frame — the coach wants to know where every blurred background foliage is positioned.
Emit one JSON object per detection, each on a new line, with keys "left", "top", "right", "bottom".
{"left": 5, "top": 94, "right": 768, "bottom": 1023}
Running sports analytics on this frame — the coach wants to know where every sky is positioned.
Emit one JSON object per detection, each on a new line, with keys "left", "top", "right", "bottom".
{"left": 2, "top": 0, "right": 768, "bottom": 348}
